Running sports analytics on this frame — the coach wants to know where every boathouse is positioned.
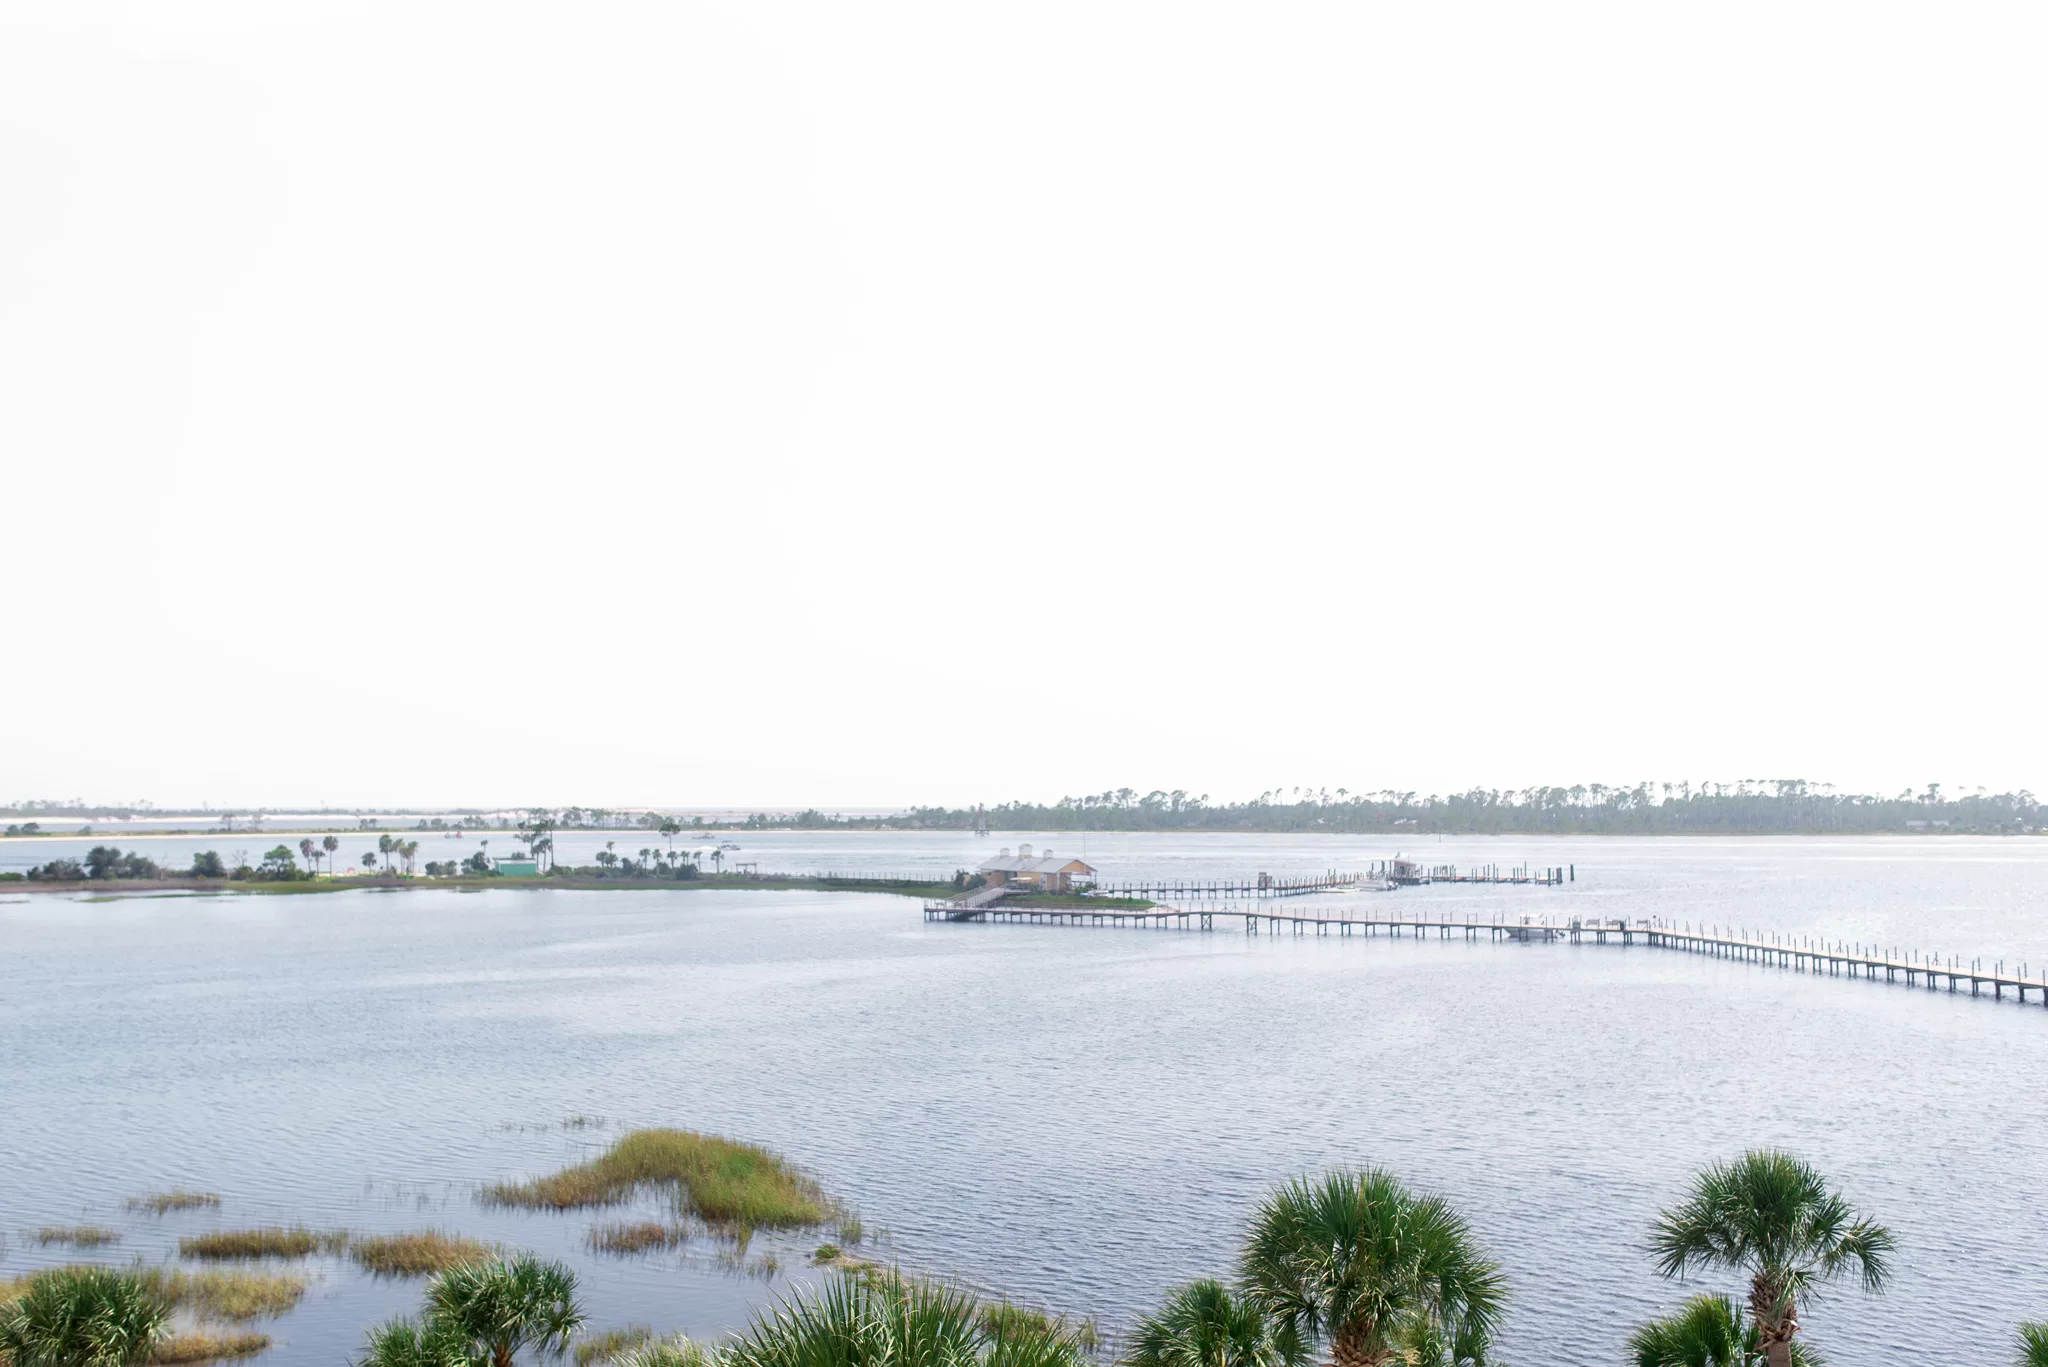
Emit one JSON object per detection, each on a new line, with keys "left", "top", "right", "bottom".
{"left": 977, "top": 844, "right": 1096, "bottom": 892}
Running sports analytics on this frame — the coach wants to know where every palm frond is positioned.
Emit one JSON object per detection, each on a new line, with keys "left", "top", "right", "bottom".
{"left": 723, "top": 1270, "right": 1080, "bottom": 1367}
{"left": 429, "top": 1256, "right": 585, "bottom": 1365}
{"left": 356, "top": 1316, "right": 482, "bottom": 1367}
{"left": 1627, "top": 1295, "right": 1752, "bottom": 1367}
{"left": 1651, "top": 1152, "right": 1893, "bottom": 1308}
{"left": 0, "top": 1267, "right": 170, "bottom": 1367}
{"left": 1121, "top": 1281, "right": 1278, "bottom": 1367}
{"left": 1237, "top": 1168, "right": 1503, "bottom": 1366}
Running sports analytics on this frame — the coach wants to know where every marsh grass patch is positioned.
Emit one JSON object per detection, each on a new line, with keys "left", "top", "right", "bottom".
{"left": 129, "top": 1192, "right": 222, "bottom": 1215}
{"left": 152, "top": 1332, "right": 272, "bottom": 1364}
{"left": 178, "top": 1228, "right": 348, "bottom": 1261}
{"left": 713, "top": 1249, "right": 781, "bottom": 1282}
{"left": 35, "top": 1226, "right": 121, "bottom": 1247}
{"left": 586, "top": 1223, "right": 689, "bottom": 1256}
{"left": 978, "top": 1300, "right": 1101, "bottom": 1354}
{"left": 573, "top": 1326, "right": 652, "bottom": 1366}
{"left": 137, "top": 1269, "right": 308, "bottom": 1321}
{"left": 483, "top": 1129, "right": 827, "bottom": 1229}
{"left": 609, "top": 1338, "right": 714, "bottom": 1367}
{"left": 348, "top": 1231, "right": 494, "bottom": 1277}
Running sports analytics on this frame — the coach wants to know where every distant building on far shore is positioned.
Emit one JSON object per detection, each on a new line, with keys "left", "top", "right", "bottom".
{"left": 977, "top": 843, "right": 1096, "bottom": 893}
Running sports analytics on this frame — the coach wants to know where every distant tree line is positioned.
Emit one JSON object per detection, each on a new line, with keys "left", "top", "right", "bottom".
{"left": 16, "top": 844, "right": 319, "bottom": 883}
{"left": 832, "top": 781, "right": 2042, "bottom": 835}
{"left": 9, "top": 783, "right": 2041, "bottom": 839}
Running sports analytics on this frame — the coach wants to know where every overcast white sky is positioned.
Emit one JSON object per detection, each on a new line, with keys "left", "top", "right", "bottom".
{"left": 2, "top": 1, "right": 2043, "bottom": 810}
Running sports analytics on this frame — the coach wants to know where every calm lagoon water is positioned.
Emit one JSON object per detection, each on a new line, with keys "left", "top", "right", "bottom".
{"left": 4, "top": 833, "right": 2047, "bottom": 1365}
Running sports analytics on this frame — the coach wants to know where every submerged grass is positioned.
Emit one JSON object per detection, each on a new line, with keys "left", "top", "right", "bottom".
{"left": 137, "top": 1269, "right": 309, "bottom": 1321}
{"left": 35, "top": 1226, "right": 121, "bottom": 1247}
{"left": 587, "top": 1223, "right": 687, "bottom": 1256}
{"left": 348, "top": 1230, "right": 494, "bottom": 1277}
{"left": 977, "top": 1301, "right": 1101, "bottom": 1355}
{"left": 484, "top": 1129, "right": 828, "bottom": 1228}
{"left": 609, "top": 1338, "right": 714, "bottom": 1367}
{"left": 573, "top": 1326, "right": 653, "bottom": 1366}
{"left": 152, "top": 1332, "right": 272, "bottom": 1364}
{"left": 129, "top": 1192, "right": 222, "bottom": 1215}
{"left": 178, "top": 1228, "right": 348, "bottom": 1261}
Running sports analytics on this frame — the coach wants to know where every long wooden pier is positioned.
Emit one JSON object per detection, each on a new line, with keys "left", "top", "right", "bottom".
{"left": 921, "top": 903, "right": 2048, "bottom": 1009}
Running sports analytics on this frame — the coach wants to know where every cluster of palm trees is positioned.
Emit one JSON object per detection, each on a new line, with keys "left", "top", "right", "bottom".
{"left": 588, "top": 840, "right": 698, "bottom": 877}
{"left": 361, "top": 834, "right": 421, "bottom": 875}
{"left": 1114, "top": 1153, "right": 1996, "bottom": 1367}
{"left": 297, "top": 835, "right": 341, "bottom": 875}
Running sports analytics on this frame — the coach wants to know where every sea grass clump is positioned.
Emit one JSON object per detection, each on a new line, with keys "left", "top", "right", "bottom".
{"left": 484, "top": 1129, "right": 826, "bottom": 1228}
{"left": 178, "top": 1228, "right": 347, "bottom": 1261}
{"left": 350, "top": 1231, "right": 495, "bottom": 1278}
{"left": 136, "top": 1269, "right": 307, "bottom": 1321}
{"left": 586, "top": 1224, "right": 686, "bottom": 1256}
{"left": 151, "top": 1331, "right": 271, "bottom": 1363}
{"left": 573, "top": 1327, "right": 652, "bottom": 1367}
{"left": 35, "top": 1227, "right": 121, "bottom": 1248}
{"left": 129, "top": 1192, "right": 222, "bottom": 1216}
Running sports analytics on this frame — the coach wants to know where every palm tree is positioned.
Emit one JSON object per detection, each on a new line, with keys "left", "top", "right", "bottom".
{"left": 324, "top": 834, "right": 340, "bottom": 874}
{"left": 2018, "top": 1322, "right": 2048, "bottom": 1367}
{"left": 1123, "top": 1279, "right": 1289, "bottom": 1367}
{"left": 1238, "top": 1169, "right": 1504, "bottom": 1367}
{"left": 723, "top": 1272, "right": 1084, "bottom": 1367}
{"left": 300, "top": 837, "right": 317, "bottom": 874}
{"left": 378, "top": 833, "right": 395, "bottom": 873}
{"left": 0, "top": 1266, "right": 170, "bottom": 1367}
{"left": 426, "top": 1256, "right": 584, "bottom": 1367}
{"left": 1652, "top": 1152, "right": 1893, "bottom": 1367}
{"left": 1628, "top": 1295, "right": 1822, "bottom": 1367}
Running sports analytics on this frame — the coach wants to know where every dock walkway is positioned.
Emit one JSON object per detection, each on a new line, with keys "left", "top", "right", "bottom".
{"left": 921, "top": 903, "right": 2048, "bottom": 1008}
{"left": 1091, "top": 864, "right": 1567, "bottom": 899}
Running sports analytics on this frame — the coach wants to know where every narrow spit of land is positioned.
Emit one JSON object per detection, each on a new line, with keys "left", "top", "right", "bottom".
{"left": 0, "top": 873, "right": 987, "bottom": 900}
